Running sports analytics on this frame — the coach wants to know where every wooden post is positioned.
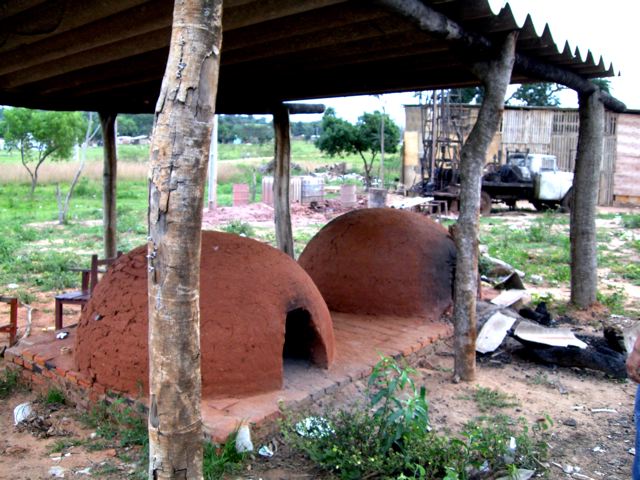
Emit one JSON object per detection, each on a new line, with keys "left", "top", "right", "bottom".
{"left": 273, "top": 104, "right": 294, "bottom": 257}
{"left": 452, "top": 32, "right": 516, "bottom": 382}
{"left": 570, "top": 90, "right": 604, "bottom": 308}
{"left": 147, "top": 0, "right": 222, "bottom": 478}
{"left": 207, "top": 115, "right": 218, "bottom": 209}
{"left": 99, "top": 111, "right": 117, "bottom": 259}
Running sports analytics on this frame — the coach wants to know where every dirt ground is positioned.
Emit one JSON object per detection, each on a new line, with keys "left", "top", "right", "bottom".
{"left": 0, "top": 201, "right": 639, "bottom": 479}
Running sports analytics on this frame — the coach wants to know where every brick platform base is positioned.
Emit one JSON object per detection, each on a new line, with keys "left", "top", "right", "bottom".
{"left": 5, "top": 312, "right": 451, "bottom": 442}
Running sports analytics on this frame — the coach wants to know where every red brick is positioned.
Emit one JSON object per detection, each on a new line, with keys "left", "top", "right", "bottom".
{"left": 92, "top": 383, "right": 106, "bottom": 395}
{"left": 12, "top": 356, "right": 24, "bottom": 367}
{"left": 65, "top": 371, "right": 79, "bottom": 384}
{"left": 22, "top": 360, "right": 33, "bottom": 371}
{"left": 21, "top": 350, "right": 35, "bottom": 362}
{"left": 33, "top": 355, "right": 47, "bottom": 367}
{"left": 54, "top": 367, "right": 67, "bottom": 378}
{"left": 78, "top": 378, "right": 92, "bottom": 389}
{"left": 3, "top": 350, "right": 16, "bottom": 363}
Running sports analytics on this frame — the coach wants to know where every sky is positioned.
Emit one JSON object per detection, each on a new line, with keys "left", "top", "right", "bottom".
{"left": 291, "top": 0, "right": 636, "bottom": 128}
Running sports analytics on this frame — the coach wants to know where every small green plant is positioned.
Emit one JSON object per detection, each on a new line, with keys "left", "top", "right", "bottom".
{"left": 0, "top": 368, "right": 20, "bottom": 399}
{"left": 222, "top": 220, "right": 255, "bottom": 238}
{"left": 203, "top": 432, "right": 248, "bottom": 480}
{"left": 597, "top": 287, "right": 628, "bottom": 315}
{"left": 472, "top": 386, "right": 519, "bottom": 412}
{"left": 44, "top": 388, "right": 66, "bottom": 405}
{"left": 48, "top": 438, "right": 84, "bottom": 453}
{"left": 622, "top": 214, "right": 640, "bottom": 229}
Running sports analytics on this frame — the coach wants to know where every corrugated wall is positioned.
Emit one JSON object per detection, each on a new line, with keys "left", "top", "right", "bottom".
{"left": 404, "top": 105, "right": 622, "bottom": 205}
{"left": 614, "top": 113, "right": 640, "bottom": 204}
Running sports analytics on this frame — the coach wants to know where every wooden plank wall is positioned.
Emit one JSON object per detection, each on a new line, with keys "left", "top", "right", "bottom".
{"left": 613, "top": 113, "right": 640, "bottom": 204}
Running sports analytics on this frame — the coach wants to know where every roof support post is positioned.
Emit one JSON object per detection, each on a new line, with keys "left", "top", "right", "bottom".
{"left": 146, "top": 0, "right": 223, "bottom": 478}
{"left": 452, "top": 32, "right": 517, "bottom": 382}
{"left": 99, "top": 111, "right": 118, "bottom": 259}
{"left": 570, "top": 90, "right": 604, "bottom": 308}
{"left": 273, "top": 103, "right": 294, "bottom": 258}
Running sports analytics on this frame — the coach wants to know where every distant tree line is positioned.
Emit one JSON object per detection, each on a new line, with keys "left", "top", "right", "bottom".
{"left": 217, "top": 115, "right": 322, "bottom": 144}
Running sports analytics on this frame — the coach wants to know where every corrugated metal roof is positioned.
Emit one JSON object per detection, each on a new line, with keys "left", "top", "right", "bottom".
{"left": 0, "top": 0, "right": 617, "bottom": 114}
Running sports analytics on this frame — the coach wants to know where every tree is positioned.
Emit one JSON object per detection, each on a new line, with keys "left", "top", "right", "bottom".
{"left": 1, "top": 108, "right": 83, "bottom": 194}
{"left": 56, "top": 112, "right": 101, "bottom": 224}
{"left": 452, "top": 32, "right": 516, "bottom": 382}
{"left": 146, "top": 0, "right": 222, "bottom": 478}
{"left": 315, "top": 108, "right": 400, "bottom": 187}
{"left": 507, "top": 82, "right": 565, "bottom": 107}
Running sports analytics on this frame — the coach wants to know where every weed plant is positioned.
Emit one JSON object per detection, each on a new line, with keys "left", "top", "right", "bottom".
{"left": 44, "top": 388, "right": 66, "bottom": 405}
{"left": 283, "top": 357, "right": 549, "bottom": 479}
{"left": 203, "top": 432, "right": 248, "bottom": 480}
{"left": 0, "top": 368, "right": 20, "bottom": 398}
{"left": 472, "top": 387, "right": 519, "bottom": 412}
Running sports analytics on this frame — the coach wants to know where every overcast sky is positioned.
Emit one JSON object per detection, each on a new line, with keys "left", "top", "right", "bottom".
{"left": 292, "top": 0, "right": 635, "bottom": 127}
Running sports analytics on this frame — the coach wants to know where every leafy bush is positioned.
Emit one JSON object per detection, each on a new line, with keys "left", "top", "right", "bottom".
{"left": 284, "top": 357, "right": 549, "bottom": 479}
{"left": 223, "top": 220, "right": 255, "bottom": 238}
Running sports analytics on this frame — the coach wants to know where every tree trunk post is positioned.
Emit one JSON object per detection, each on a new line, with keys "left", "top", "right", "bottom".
{"left": 273, "top": 104, "right": 294, "bottom": 257}
{"left": 570, "top": 91, "right": 604, "bottom": 308}
{"left": 99, "top": 112, "right": 118, "bottom": 259}
{"left": 453, "top": 32, "right": 516, "bottom": 382}
{"left": 147, "top": 1, "right": 222, "bottom": 479}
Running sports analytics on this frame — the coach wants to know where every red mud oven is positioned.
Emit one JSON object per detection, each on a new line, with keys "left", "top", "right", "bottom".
{"left": 6, "top": 210, "right": 455, "bottom": 441}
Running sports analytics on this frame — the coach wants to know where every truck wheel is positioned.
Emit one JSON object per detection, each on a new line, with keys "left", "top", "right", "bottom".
{"left": 480, "top": 191, "right": 492, "bottom": 216}
{"left": 532, "top": 200, "right": 549, "bottom": 212}
{"left": 560, "top": 188, "right": 573, "bottom": 213}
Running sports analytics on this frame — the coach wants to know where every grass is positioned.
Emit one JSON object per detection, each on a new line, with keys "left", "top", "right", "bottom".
{"left": 472, "top": 387, "right": 519, "bottom": 412}
{"left": 0, "top": 368, "right": 20, "bottom": 398}
{"left": 203, "top": 433, "right": 248, "bottom": 479}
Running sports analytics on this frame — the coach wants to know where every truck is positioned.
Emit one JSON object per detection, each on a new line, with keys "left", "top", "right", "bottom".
{"left": 413, "top": 151, "right": 574, "bottom": 215}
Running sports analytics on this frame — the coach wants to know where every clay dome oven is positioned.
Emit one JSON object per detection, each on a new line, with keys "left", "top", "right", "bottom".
{"left": 298, "top": 208, "right": 456, "bottom": 321}
{"left": 74, "top": 231, "right": 335, "bottom": 398}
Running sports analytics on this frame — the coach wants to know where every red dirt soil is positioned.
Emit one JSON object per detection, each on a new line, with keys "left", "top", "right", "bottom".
{"left": 74, "top": 231, "right": 334, "bottom": 398}
{"left": 299, "top": 208, "right": 456, "bottom": 320}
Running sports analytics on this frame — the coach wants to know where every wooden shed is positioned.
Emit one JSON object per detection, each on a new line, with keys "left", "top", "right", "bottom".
{"left": 403, "top": 104, "right": 640, "bottom": 205}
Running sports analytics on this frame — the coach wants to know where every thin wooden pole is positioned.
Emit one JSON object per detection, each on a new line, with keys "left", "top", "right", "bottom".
{"left": 273, "top": 104, "right": 294, "bottom": 257}
{"left": 99, "top": 111, "right": 117, "bottom": 259}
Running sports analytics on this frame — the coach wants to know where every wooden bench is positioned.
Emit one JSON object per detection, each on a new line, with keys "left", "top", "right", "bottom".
{"left": 0, "top": 296, "right": 18, "bottom": 347}
{"left": 54, "top": 252, "right": 121, "bottom": 330}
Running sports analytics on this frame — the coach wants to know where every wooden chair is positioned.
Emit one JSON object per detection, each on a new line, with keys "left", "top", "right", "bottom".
{"left": 0, "top": 296, "right": 18, "bottom": 347}
{"left": 54, "top": 252, "right": 122, "bottom": 330}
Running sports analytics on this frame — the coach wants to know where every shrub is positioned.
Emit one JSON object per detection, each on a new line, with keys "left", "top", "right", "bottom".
{"left": 223, "top": 220, "right": 255, "bottom": 238}
{"left": 284, "top": 357, "right": 549, "bottom": 479}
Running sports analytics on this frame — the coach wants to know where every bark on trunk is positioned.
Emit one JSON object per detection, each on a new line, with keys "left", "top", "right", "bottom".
{"left": 99, "top": 112, "right": 118, "bottom": 259}
{"left": 147, "top": 1, "right": 222, "bottom": 479}
{"left": 570, "top": 91, "right": 604, "bottom": 308}
{"left": 273, "top": 104, "right": 294, "bottom": 257}
{"left": 453, "top": 32, "right": 516, "bottom": 382}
